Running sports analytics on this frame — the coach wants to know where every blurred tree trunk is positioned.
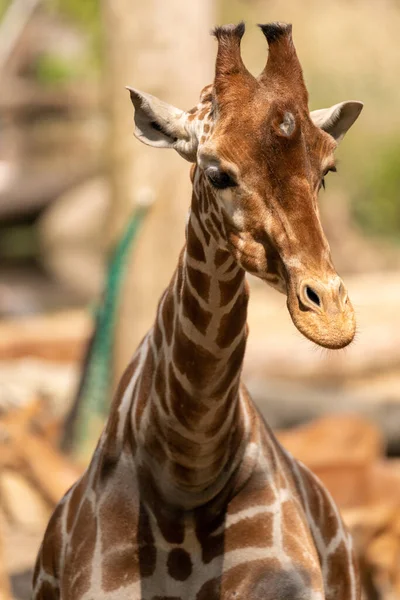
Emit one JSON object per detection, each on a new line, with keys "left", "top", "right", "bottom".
{"left": 102, "top": 0, "right": 215, "bottom": 389}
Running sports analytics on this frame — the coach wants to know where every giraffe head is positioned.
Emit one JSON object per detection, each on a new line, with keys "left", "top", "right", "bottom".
{"left": 128, "top": 22, "right": 363, "bottom": 349}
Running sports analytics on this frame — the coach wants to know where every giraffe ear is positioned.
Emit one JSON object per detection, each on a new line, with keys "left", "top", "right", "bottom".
{"left": 310, "top": 101, "right": 363, "bottom": 142}
{"left": 127, "top": 87, "right": 198, "bottom": 161}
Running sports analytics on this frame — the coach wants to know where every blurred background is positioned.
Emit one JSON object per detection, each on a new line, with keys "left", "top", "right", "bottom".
{"left": 0, "top": 0, "right": 399, "bottom": 598}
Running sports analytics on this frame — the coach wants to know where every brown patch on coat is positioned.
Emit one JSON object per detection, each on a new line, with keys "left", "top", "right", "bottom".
{"left": 170, "top": 448, "right": 227, "bottom": 491}
{"left": 66, "top": 474, "right": 87, "bottom": 534}
{"left": 228, "top": 464, "right": 277, "bottom": 514}
{"left": 182, "top": 286, "right": 212, "bottom": 335}
{"left": 167, "top": 548, "right": 193, "bottom": 581}
{"left": 226, "top": 511, "right": 274, "bottom": 553}
{"left": 97, "top": 356, "right": 140, "bottom": 478}
{"left": 200, "top": 510, "right": 274, "bottom": 566}
{"left": 40, "top": 501, "right": 63, "bottom": 577}
{"left": 102, "top": 545, "right": 141, "bottom": 592}
{"left": 137, "top": 465, "right": 185, "bottom": 544}
{"left": 134, "top": 348, "right": 155, "bottom": 430}
{"left": 214, "top": 248, "right": 231, "bottom": 269}
{"left": 216, "top": 290, "right": 248, "bottom": 348}
{"left": 281, "top": 499, "right": 315, "bottom": 563}
{"left": 187, "top": 219, "right": 206, "bottom": 262}
{"left": 100, "top": 492, "right": 139, "bottom": 590}
{"left": 64, "top": 498, "right": 97, "bottom": 599}
{"left": 219, "top": 268, "right": 244, "bottom": 306}
{"left": 210, "top": 212, "right": 221, "bottom": 235}
{"left": 186, "top": 264, "right": 211, "bottom": 301}
{"left": 196, "top": 576, "right": 221, "bottom": 600}
{"left": 196, "top": 558, "right": 283, "bottom": 600}
{"left": 144, "top": 404, "right": 169, "bottom": 465}
{"left": 204, "top": 389, "right": 240, "bottom": 440}
{"left": 138, "top": 503, "right": 158, "bottom": 578}
{"left": 173, "top": 323, "right": 216, "bottom": 384}
{"left": 154, "top": 353, "right": 169, "bottom": 415}
{"left": 326, "top": 541, "right": 354, "bottom": 599}
{"left": 192, "top": 209, "right": 211, "bottom": 245}
{"left": 35, "top": 581, "right": 58, "bottom": 600}
{"left": 112, "top": 357, "right": 139, "bottom": 412}
{"left": 297, "top": 462, "right": 340, "bottom": 544}
{"left": 101, "top": 503, "right": 156, "bottom": 591}
{"left": 198, "top": 107, "right": 209, "bottom": 120}
{"left": 205, "top": 217, "right": 219, "bottom": 240}
{"left": 162, "top": 290, "right": 175, "bottom": 346}
{"left": 153, "top": 321, "right": 163, "bottom": 350}
{"left": 168, "top": 363, "right": 209, "bottom": 430}
{"left": 213, "top": 337, "right": 247, "bottom": 397}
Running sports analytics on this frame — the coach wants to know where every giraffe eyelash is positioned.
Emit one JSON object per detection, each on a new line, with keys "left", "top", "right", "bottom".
{"left": 205, "top": 167, "right": 238, "bottom": 190}
{"left": 321, "top": 165, "right": 337, "bottom": 190}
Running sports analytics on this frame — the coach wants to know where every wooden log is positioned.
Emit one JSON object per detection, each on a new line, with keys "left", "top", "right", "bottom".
{"left": 250, "top": 378, "right": 400, "bottom": 454}
{"left": 276, "top": 414, "right": 384, "bottom": 468}
{"left": 0, "top": 471, "right": 50, "bottom": 530}
{"left": 0, "top": 310, "right": 91, "bottom": 362}
{"left": 0, "top": 401, "right": 82, "bottom": 505}
{"left": 343, "top": 503, "right": 400, "bottom": 599}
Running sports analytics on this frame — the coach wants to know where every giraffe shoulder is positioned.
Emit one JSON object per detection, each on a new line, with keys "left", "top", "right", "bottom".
{"left": 293, "top": 460, "right": 361, "bottom": 600}
{"left": 32, "top": 498, "right": 65, "bottom": 597}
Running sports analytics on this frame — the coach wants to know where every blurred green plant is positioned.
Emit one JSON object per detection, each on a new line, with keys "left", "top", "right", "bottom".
{"left": 353, "top": 139, "right": 400, "bottom": 242}
{"left": 0, "top": 225, "right": 37, "bottom": 259}
{"left": 34, "top": 52, "right": 78, "bottom": 85}
{"left": 0, "top": 0, "right": 8, "bottom": 19}
{"left": 48, "top": 0, "right": 99, "bottom": 32}
{"left": 47, "top": 0, "right": 102, "bottom": 70}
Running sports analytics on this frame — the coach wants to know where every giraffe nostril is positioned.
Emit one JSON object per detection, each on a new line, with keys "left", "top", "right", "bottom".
{"left": 339, "top": 281, "right": 347, "bottom": 304}
{"left": 305, "top": 286, "right": 321, "bottom": 307}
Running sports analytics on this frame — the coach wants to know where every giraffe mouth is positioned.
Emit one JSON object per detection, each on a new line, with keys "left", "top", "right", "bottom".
{"left": 286, "top": 276, "right": 356, "bottom": 349}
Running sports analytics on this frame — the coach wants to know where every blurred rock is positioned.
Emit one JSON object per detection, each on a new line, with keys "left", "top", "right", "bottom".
{"left": 38, "top": 178, "right": 109, "bottom": 301}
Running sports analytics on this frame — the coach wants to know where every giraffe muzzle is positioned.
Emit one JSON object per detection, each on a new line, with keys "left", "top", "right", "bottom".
{"left": 287, "top": 275, "right": 356, "bottom": 349}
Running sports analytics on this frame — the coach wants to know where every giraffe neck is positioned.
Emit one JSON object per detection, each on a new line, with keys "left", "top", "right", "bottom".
{"left": 129, "top": 170, "right": 255, "bottom": 509}
{"left": 175, "top": 179, "right": 249, "bottom": 401}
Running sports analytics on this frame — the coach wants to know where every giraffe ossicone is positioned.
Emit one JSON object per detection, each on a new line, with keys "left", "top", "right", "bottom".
{"left": 33, "top": 22, "right": 363, "bottom": 600}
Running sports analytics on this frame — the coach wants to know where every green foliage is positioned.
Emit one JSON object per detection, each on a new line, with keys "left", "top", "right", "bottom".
{"left": 47, "top": 0, "right": 102, "bottom": 68}
{"left": 0, "top": 0, "right": 10, "bottom": 19}
{"left": 0, "top": 225, "right": 37, "bottom": 259}
{"left": 34, "top": 52, "right": 78, "bottom": 85}
{"left": 48, "top": 0, "right": 99, "bottom": 30}
{"left": 352, "top": 139, "right": 400, "bottom": 242}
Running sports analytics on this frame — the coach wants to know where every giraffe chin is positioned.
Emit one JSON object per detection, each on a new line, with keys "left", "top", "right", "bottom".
{"left": 286, "top": 294, "right": 357, "bottom": 350}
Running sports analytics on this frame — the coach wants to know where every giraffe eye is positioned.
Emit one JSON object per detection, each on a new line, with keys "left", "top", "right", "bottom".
{"left": 320, "top": 165, "right": 337, "bottom": 190}
{"left": 206, "top": 167, "right": 237, "bottom": 190}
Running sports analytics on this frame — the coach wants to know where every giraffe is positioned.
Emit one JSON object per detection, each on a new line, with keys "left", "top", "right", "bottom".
{"left": 32, "top": 22, "right": 364, "bottom": 600}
